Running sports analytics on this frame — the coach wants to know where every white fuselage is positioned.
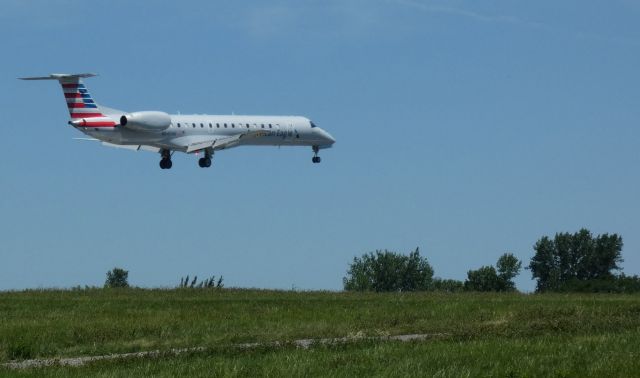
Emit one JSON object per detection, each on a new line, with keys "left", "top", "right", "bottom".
{"left": 80, "top": 114, "right": 335, "bottom": 153}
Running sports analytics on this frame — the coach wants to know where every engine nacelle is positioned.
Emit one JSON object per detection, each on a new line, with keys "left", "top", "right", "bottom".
{"left": 120, "top": 111, "right": 171, "bottom": 132}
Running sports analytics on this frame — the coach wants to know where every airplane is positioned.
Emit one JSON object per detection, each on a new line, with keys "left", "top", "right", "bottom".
{"left": 19, "top": 73, "right": 335, "bottom": 169}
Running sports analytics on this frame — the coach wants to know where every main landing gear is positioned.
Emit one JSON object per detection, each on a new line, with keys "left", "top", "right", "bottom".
{"left": 159, "top": 149, "right": 173, "bottom": 169}
{"left": 198, "top": 150, "right": 213, "bottom": 168}
{"left": 312, "top": 145, "right": 322, "bottom": 164}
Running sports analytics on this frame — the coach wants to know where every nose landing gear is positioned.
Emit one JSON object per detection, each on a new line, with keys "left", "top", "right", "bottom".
{"left": 312, "top": 146, "right": 322, "bottom": 164}
{"left": 159, "top": 149, "right": 173, "bottom": 169}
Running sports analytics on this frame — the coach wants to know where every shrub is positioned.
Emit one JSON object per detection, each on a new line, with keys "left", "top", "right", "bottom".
{"left": 343, "top": 248, "right": 434, "bottom": 292}
{"left": 104, "top": 267, "right": 129, "bottom": 288}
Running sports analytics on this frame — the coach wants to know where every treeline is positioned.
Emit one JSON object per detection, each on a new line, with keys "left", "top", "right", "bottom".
{"left": 344, "top": 229, "right": 640, "bottom": 293}
{"left": 343, "top": 249, "right": 521, "bottom": 293}
{"left": 101, "top": 228, "right": 638, "bottom": 294}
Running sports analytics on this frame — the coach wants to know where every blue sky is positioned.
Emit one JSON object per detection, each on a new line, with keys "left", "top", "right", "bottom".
{"left": 1, "top": 0, "right": 639, "bottom": 292}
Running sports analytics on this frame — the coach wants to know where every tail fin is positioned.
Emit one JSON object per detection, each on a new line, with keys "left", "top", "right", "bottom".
{"left": 19, "top": 73, "right": 115, "bottom": 124}
{"left": 20, "top": 73, "right": 117, "bottom": 128}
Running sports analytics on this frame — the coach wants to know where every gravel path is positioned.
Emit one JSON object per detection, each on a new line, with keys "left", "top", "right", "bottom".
{"left": 3, "top": 333, "right": 446, "bottom": 369}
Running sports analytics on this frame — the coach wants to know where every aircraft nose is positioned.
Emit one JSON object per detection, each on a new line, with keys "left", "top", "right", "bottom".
{"left": 317, "top": 128, "right": 336, "bottom": 145}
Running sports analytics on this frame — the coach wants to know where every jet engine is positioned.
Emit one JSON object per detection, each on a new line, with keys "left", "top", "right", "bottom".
{"left": 120, "top": 111, "right": 171, "bottom": 132}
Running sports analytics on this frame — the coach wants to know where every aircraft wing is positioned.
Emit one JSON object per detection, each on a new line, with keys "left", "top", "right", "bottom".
{"left": 102, "top": 142, "right": 160, "bottom": 152}
{"left": 73, "top": 138, "right": 160, "bottom": 153}
{"left": 185, "top": 130, "right": 270, "bottom": 153}
{"left": 73, "top": 129, "right": 270, "bottom": 154}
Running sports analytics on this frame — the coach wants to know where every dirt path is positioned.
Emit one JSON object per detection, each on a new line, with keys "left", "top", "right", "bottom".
{"left": 4, "top": 333, "right": 446, "bottom": 369}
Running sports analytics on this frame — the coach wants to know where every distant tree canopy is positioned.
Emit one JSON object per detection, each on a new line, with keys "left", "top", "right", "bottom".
{"left": 528, "top": 229, "right": 623, "bottom": 292}
{"left": 343, "top": 248, "right": 434, "bottom": 292}
{"left": 104, "top": 267, "right": 129, "bottom": 288}
{"left": 464, "top": 253, "right": 522, "bottom": 292}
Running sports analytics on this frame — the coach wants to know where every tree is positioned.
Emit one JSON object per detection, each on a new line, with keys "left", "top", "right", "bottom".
{"left": 496, "top": 253, "right": 522, "bottom": 291}
{"left": 105, "top": 267, "right": 129, "bottom": 288}
{"left": 528, "top": 236, "right": 559, "bottom": 292}
{"left": 401, "top": 248, "right": 435, "bottom": 291}
{"left": 464, "top": 266, "right": 501, "bottom": 292}
{"left": 464, "top": 253, "right": 522, "bottom": 292}
{"left": 343, "top": 248, "right": 434, "bottom": 292}
{"left": 528, "top": 229, "right": 623, "bottom": 292}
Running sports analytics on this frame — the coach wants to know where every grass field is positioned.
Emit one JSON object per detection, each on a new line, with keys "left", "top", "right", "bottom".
{"left": 1, "top": 289, "right": 639, "bottom": 376}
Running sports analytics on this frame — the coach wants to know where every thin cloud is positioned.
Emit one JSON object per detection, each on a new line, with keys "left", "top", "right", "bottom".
{"left": 388, "top": 0, "right": 640, "bottom": 47}
{"left": 390, "top": 0, "right": 554, "bottom": 31}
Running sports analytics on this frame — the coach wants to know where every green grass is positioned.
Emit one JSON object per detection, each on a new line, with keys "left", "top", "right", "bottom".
{"left": 1, "top": 289, "right": 639, "bottom": 376}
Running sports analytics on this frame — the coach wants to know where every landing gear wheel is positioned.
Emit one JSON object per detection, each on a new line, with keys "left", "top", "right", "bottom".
{"left": 160, "top": 158, "right": 172, "bottom": 169}
{"left": 312, "top": 156, "right": 321, "bottom": 163}
{"left": 159, "top": 149, "right": 172, "bottom": 170}
{"left": 198, "top": 157, "right": 212, "bottom": 168}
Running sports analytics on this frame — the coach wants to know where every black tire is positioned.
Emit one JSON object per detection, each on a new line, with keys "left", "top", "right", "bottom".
{"left": 166, "top": 160, "right": 172, "bottom": 169}
{"left": 198, "top": 158, "right": 205, "bottom": 168}
{"left": 205, "top": 158, "right": 212, "bottom": 167}
{"left": 159, "top": 160, "right": 166, "bottom": 169}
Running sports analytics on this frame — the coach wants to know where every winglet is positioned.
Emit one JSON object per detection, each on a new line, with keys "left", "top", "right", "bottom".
{"left": 18, "top": 73, "right": 97, "bottom": 81}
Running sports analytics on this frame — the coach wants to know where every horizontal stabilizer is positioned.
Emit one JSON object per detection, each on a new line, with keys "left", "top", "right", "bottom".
{"left": 18, "top": 73, "right": 97, "bottom": 81}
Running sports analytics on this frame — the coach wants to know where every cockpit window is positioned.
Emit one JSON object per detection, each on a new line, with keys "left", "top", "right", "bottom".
{"left": 310, "top": 121, "right": 317, "bottom": 128}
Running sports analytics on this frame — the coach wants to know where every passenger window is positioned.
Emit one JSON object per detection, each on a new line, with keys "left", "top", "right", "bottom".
{"left": 269, "top": 124, "right": 272, "bottom": 128}
{"left": 261, "top": 124, "right": 264, "bottom": 128}
{"left": 224, "top": 123, "right": 227, "bottom": 128}
{"left": 209, "top": 123, "right": 212, "bottom": 128}
{"left": 232, "top": 123, "right": 235, "bottom": 128}
{"left": 192, "top": 123, "right": 196, "bottom": 128}
{"left": 217, "top": 123, "right": 220, "bottom": 128}
{"left": 246, "top": 123, "right": 250, "bottom": 128}
{"left": 200, "top": 123, "right": 204, "bottom": 128}
{"left": 177, "top": 123, "right": 181, "bottom": 128}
